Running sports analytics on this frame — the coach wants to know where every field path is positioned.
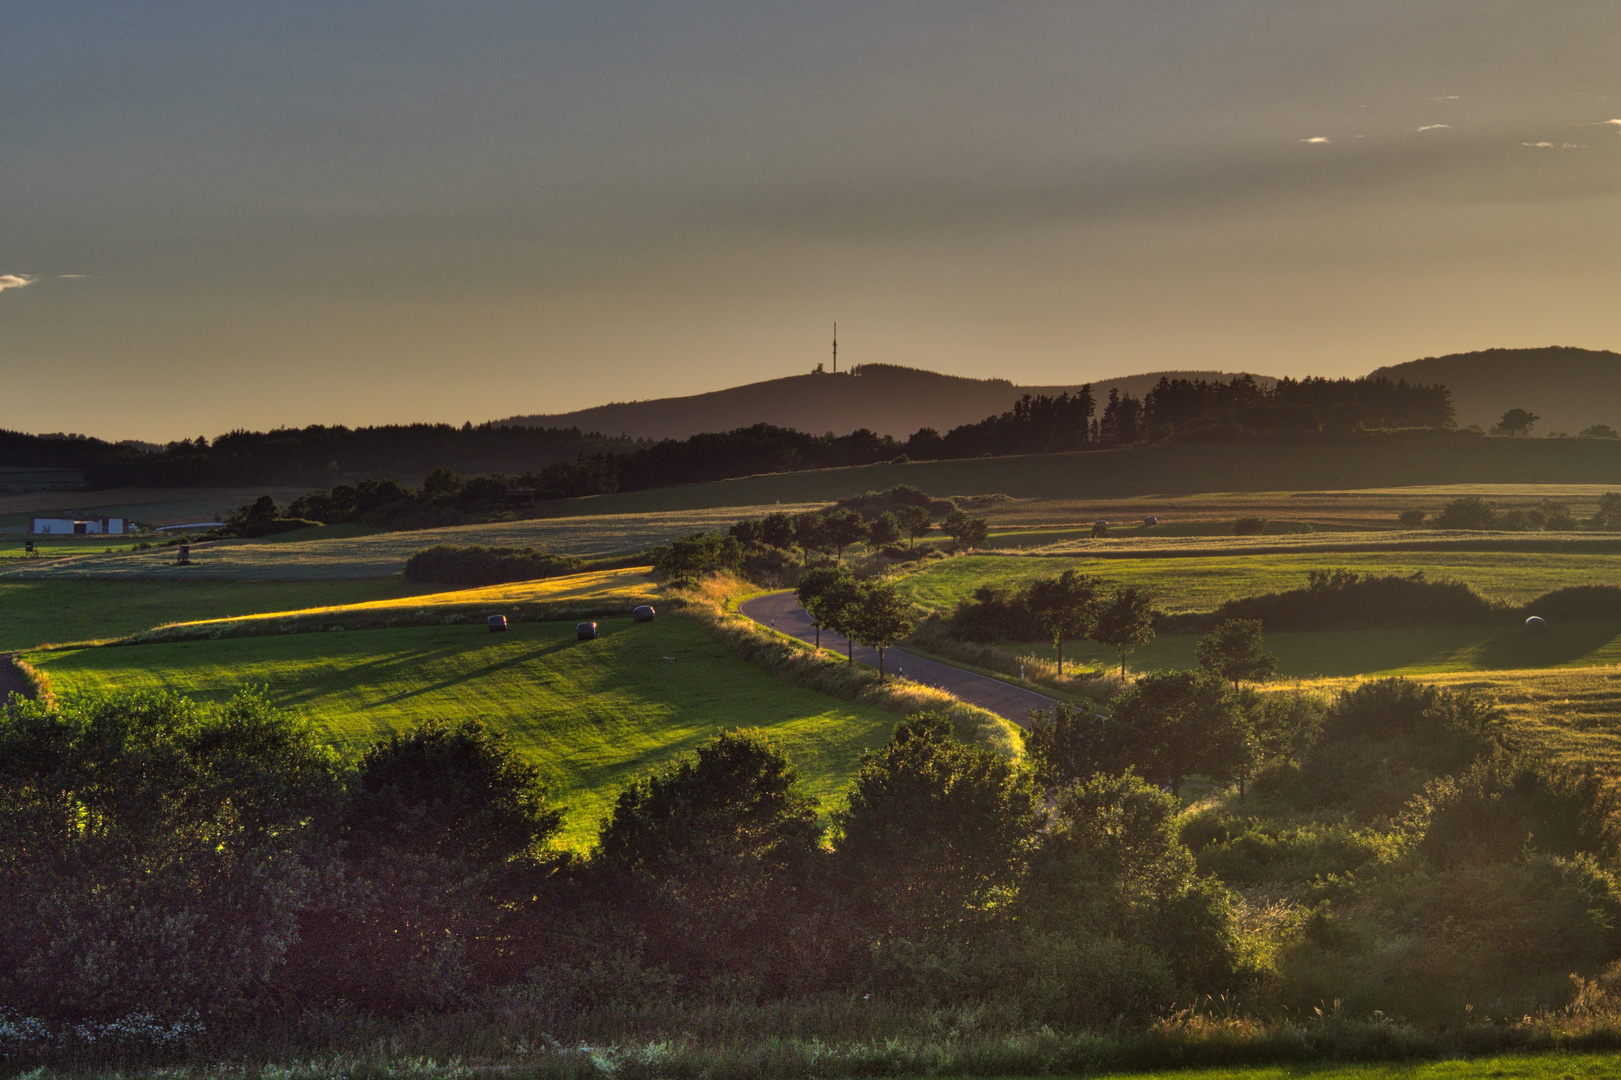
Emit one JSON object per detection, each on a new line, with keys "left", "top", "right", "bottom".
{"left": 740, "top": 592, "right": 1059, "bottom": 727}
{"left": 0, "top": 654, "right": 34, "bottom": 702}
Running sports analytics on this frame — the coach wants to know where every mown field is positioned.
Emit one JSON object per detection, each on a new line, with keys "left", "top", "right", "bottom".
{"left": 0, "top": 578, "right": 437, "bottom": 651}
{"left": 899, "top": 550, "right": 1621, "bottom": 615}
{"left": 26, "top": 615, "right": 897, "bottom": 851}
{"left": 124, "top": 566, "right": 660, "bottom": 642}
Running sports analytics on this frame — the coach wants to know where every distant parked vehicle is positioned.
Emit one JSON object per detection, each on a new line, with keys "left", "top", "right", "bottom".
{"left": 633, "top": 605, "right": 657, "bottom": 623}
{"left": 487, "top": 615, "right": 508, "bottom": 632}
{"left": 1143, "top": 516, "right": 1158, "bottom": 526}
{"left": 577, "top": 621, "right": 599, "bottom": 640}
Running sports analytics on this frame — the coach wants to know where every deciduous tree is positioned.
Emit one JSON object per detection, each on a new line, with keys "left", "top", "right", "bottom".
{"left": 1026, "top": 570, "right": 1100, "bottom": 676}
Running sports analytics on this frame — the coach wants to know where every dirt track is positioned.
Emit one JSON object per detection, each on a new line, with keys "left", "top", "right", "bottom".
{"left": 0, "top": 654, "right": 35, "bottom": 702}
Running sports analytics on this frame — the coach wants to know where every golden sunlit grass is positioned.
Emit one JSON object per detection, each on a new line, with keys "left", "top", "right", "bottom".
{"left": 1280, "top": 665, "right": 1621, "bottom": 773}
{"left": 121, "top": 566, "right": 662, "bottom": 643}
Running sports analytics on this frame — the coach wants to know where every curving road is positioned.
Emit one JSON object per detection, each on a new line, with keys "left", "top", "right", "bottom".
{"left": 739, "top": 591, "right": 1061, "bottom": 728}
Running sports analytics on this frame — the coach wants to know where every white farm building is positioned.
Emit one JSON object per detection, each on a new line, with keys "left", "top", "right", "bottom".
{"left": 29, "top": 516, "right": 129, "bottom": 535}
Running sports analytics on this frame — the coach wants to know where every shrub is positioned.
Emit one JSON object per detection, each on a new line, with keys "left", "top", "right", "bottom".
{"left": 949, "top": 584, "right": 1039, "bottom": 642}
{"left": 1397, "top": 508, "right": 1426, "bottom": 528}
{"left": 834, "top": 714, "right": 1039, "bottom": 948}
{"left": 1432, "top": 496, "right": 1496, "bottom": 529}
{"left": 284, "top": 719, "right": 564, "bottom": 1010}
{"left": 1265, "top": 679, "right": 1514, "bottom": 819}
{"left": 1233, "top": 516, "right": 1267, "bottom": 535}
{"left": 1189, "top": 569, "right": 1500, "bottom": 632}
{"left": 834, "top": 485, "right": 956, "bottom": 520}
{"left": 1524, "top": 584, "right": 1621, "bottom": 620}
{"left": 403, "top": 545, "right": 584, "bottom": 585}
{"left": 592, "top": 731, "right": 823, "bottom": 989}
{"left": 0, "top": 690, "right": 339, "bottom": 1021}
{"left": 651, "top": 532, "right": 742, "bottom": 584}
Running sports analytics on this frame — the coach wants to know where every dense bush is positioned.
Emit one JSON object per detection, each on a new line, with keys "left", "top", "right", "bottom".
{"left": 949, "top": 584, "right": 1040, "bottom": 642}
{"left": 13, "top": 673, "right": 1621, "bottom": 1057}
{"left": 1190, "top": 569, "right": 1500, "bottom": 632}
{"left": 0, "top": 690, "right": 339, "bottom": 1021}
{"left": 403, "top": 545, "right": 584, "bottom": 585}
{"left": 1257, "top": 678, "right": 1515, "bottom": 820}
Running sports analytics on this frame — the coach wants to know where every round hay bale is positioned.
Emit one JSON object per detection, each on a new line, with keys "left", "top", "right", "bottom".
{"left": 1526, "top": 615, "right": 1548, "bottom": 636}
{"left": 633, "top": 605, "right": 656, "bottom": 623}
{"left": 577, "top": 621, "right": 599, "bottom": 640}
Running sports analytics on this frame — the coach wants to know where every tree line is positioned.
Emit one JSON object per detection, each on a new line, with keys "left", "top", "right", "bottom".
{"left": 11, "top": 374, "right": 1455, "bottom": 496}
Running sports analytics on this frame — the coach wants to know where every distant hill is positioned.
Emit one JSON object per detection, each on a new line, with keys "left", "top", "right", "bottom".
{"left": 499, "top": 364, "right": 1274, "bottom": 441}
{"left": 1371, "top": 347, "right": 1621, "bottom": 434}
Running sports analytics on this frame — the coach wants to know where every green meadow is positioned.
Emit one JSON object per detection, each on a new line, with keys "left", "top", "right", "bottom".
{"left": 0, "top": 578, "right": 434, "bottom": 651}
{"left": 971, "top": 619, "right": 1621, "bottom": 682}
{"left": 899, "top": 550, "right": 1621, "bottom": 614}
{"left": 27, "top": 615, "right": 898, "bottom": 851}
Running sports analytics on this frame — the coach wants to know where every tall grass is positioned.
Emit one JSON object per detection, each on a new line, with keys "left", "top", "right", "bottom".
{"left": 20, "top": 995, "right": 1621, "bottom": 1077}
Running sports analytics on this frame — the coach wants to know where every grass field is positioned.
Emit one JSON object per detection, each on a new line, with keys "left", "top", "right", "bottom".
{"left": 545, "top": 434, "right": 1621, "bottom": 516}
{"left": 0, "top": 503, "right": 819, "bottom": 580}
{"left": 964, "top": 620, "right": 1621, "bottom": 681}
{"left": 27, "top": 615, "right": 898, "bottom": 851}
{"left": 899, "top": 550, "right": 1621, "bottom": 615}
{"left": 0, "top": 578, "right": 438, "bottom": 651}
{"left": 122, "top": 566, "right": 661, "bottom": 643}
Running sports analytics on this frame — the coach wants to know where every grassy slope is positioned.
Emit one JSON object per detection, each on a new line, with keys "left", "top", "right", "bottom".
{"left": 27, "top": 615, "right": 898, "bottom": 851}
{"left": 0, "top": 578, "right": 436, "bottom": 651}
{"left": 555, "top": 432, "right": 1621, "bottom": 516}
{"left": 900, "top": 551, "right": 1621, "bottom": 614}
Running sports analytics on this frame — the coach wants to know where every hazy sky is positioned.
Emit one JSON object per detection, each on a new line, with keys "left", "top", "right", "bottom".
{"left": 3, "top": 2, "right": 1620, "bottom": 441}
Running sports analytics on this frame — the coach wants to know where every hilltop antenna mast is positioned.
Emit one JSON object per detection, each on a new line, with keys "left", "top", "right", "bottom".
{"left": 832, "top": 322, "right": 837, "bottom": 374}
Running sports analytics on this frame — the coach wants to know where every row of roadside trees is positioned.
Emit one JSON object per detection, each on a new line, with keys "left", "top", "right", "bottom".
{"left": 794, "top": 565, "right": 915, "bottom": 677}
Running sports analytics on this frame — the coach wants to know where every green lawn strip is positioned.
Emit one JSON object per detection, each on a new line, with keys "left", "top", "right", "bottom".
{"left": 0, "top": 578, "right": 437, "bottom": 652}
{"left": 900, "top": 552, "right": 1621, "bottom": 615}
{"left": 26, "top": 615, "right": 898, "bottom": 852}
{"left": 960, "top": 621, "right": 1621, "bottom": 681}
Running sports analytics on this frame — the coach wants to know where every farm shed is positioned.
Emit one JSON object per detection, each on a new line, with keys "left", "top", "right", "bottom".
{"left": 29, "top": 516, "right": 128, "bottom": 535}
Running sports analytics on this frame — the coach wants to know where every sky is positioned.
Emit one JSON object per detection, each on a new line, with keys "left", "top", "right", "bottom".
{"left": 3, "top": 2, "right": 1620, "bottom": 442}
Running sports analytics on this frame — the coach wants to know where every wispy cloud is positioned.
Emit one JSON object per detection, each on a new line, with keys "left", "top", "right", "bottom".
{"left": 1416, "top": 124, "right": 1451, "bottom": 132}
{"left": 59, "top": 274, "right": 89, "bottom": 279}
{"left": 1301, "top": 136, "right": 1329, "bottom": 144}
{"left": 0, "top": 274, "right": 36, "bottom": 293}
{"left": 1522, "top": 141, "right": 1584, "bottom": 149}
{"left": 1602, "top": 119, "right": 1621, "bottom": 129}
{"left": 1433, "top": 95, "right": 1462, "bottom": 101}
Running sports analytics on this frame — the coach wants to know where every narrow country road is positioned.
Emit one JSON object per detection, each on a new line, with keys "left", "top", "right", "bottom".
{"left": 738, "top": 591, "right": 1061, "bottom": 728}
